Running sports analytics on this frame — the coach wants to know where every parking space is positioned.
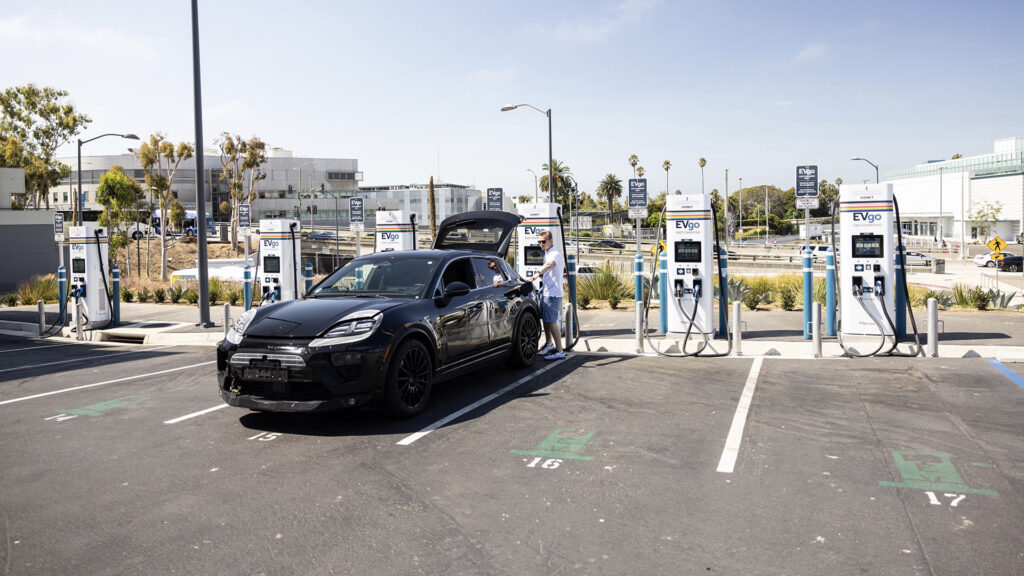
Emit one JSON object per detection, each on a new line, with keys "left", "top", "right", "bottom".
{"left": 1, "top": 338, "right": 1022, "bottom": 575}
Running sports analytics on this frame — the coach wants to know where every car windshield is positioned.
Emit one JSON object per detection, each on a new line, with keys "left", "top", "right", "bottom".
{"left": 309, "top": 257, "right": 439, "bottom": 298}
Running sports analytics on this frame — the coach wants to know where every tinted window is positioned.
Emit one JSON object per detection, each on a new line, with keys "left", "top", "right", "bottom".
{"left": 472, "top": 257, "right": 506, "bottom": 288}
{"left": 440, "top": 258, "right": 475, "bottom": 291}
{"left": 311, "top": 256, "right": 438, "bottom": 298}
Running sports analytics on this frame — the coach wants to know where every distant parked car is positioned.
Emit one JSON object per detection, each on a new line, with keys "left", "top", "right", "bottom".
{"left": 901, "top": 250, "right": 938, "bottom": 266}
{"left": 997, "top": 255, "right": 1023, "bottom": 272}
{"left": 307, "top": 230, "right": 339, "bottom": 241}
{"left": 126, "top": 222, "right": 152, "bottom": 240}
{"left": 974, "top": 251, "right": 1015, "bottom": 268}
{"left": 591, "top": 239, "right": 626, "bottom": 250}
{"left": 576, "top": 265, "right": 598, "bottom": 280}
{"left": 798, "top": 244, "right": 833, "bottom": 260}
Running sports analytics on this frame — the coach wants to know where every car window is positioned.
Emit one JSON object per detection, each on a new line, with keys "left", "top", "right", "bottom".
{"left": 311, "top": 257, "right": 438, "bottom": 298}
{"left": 439, "top": 258, "right": 476, "bottom": 293}
{"left": 471, "top": 257, "right": 506, "bottom": 288}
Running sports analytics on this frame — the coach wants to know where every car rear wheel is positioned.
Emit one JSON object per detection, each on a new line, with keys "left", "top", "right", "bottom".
{"left": 132, "top": 231, "right": 142, "bottom": 240}
{"left": 986, "top": 261, "right": 995, "bottom": 268}
{"left": 384, "top": 339, "right": 433, "bottom": 417}
{"left": 507, "top": 311, "right": 540, "bottom": 367}
{"left": 1007, "top": 264, "right": 1021, "bottom": 272}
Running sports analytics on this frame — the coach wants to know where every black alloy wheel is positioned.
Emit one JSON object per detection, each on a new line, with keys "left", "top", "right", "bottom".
{"left": 508, "top": 312, "right": 540, "bottom": 367}
{"left": 384, "top": 339, "right": 433, "bottom": 417}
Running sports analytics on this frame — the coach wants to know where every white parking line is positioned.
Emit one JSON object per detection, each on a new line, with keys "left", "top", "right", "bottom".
{"left": 164, "top": 403, "right": 230, "bottom": 424}
{"left": 397, "top": 358, "right": 568, "bottom": 446}
{"left": 0, "top": 343, "right": 75, "bottom": 354}
{"left": 0, "top": 361, "right": 216, "bottom": 406}
{"left": 716, "top": 356, "right": 764, "bottom": 474}
{"left": 0, "top": 345, "right": 174, "bottom": 374}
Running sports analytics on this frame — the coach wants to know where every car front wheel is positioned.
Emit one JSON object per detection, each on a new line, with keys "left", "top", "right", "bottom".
{"left": 384, "top": 339, "right": 433, "bottom": 417}
{"left": 986, "top": 261, "right": 995, "bottom": 268}
{"left": 132, "top": 231, "right": 142, "bottom": 240}
{"left": 507, "top": 311, "right": 540, "bottom": 367}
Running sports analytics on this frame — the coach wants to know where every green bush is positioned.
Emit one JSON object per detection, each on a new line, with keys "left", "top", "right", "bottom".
{"left": 154, "top": 288, "right": 166, "bottom": 303}
{"left": 16, "top": 274, "right": 58, "bottom": 304}
{"left": 608, "top": 293, "right": 621, "bottom": 309}
{"left": 577, "top": 263, "right": 629, "bottom": 305}
{"left": 778, "top": 286, "right": 797, "bottom": 311}
{"left": 576, "top": 293, "right": 591, "bottom": 309}
{"left": 227, "top": 288, "right": 240, "bottom": 306}
{"left": 121, "top": 287, "right": 135, "bottom": 302}
{"left": 169, "top": 284, "right": 185, "bottom": 304}
{"left": 137, "top": 287, "right": 151, "bottom": 303}
{"left": 208, "top": 277, "right": 225, "bottom": 305}
{"left": 3, "top": 293, "right": 18, "bottom": 307}
{"left": 183, "top": 287, "right": 200, "bottom": 304}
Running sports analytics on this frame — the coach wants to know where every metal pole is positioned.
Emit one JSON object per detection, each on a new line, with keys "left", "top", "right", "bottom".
{"left": 136, "top": 193, "right": 141, "bottom": 276}
{"left": 724, "top": 168, "right": 729, "bottom": 247}
{"left": 802, "top": 249, "right": 813, "bottom": 339}
{"left": 38, "top": 300, "right": 45, "bottom": 336}
{"left": 191, "top": 0, "right": 212, "bottom": 327}
{"left": 334, "top": 193, "right": 339, "bottom": 268}
{"left": 547, "top": 109, "right": 554, "bottom": 204}
{"left": 224, "top": 303, "right": 230, "bottom": 339}
{"left": 634, "top": 254, "right": 643, "bottom": 354}
{"left": 75, "top": 299, "right": 83, "bottom": 341}
{"left": 659, "top": 252, "right": 668, "bottom": 334}
{"left": 738, "top": 177, "right": 743, "bottom": 243}
{"left": 76, "top": 140, "right": 82, "bottom": 226}
{"left": 938, "top": 166, "right": 943, "bottom": 248}
{"left": 812, "top": 302, "right": 822, "bottom": 358}
{"left": 566, "top": 254, "right": 575, "bottom": 351}
{"left": 732, "top": 301, "right": 742, "bottom": 356}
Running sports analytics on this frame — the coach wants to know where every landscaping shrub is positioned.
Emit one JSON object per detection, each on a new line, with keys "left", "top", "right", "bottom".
{"left": 121, "top": 287, "right": 135, "bottom": 302}
{"left": 577, "top": 263, "right": 628, "bottom": 306}
{"left": 183, "top": 287, "right": 200, "bottom": 304}
{"left": 137, "top": 287, "right": 152, "bottom": 303}
{"left": 576, "top": 293, "right": 591, "bottom": 309}
{"left": 3, "top": 293, "right": 18, "bottom": 307}
{"left": 154, "top": 288, "right": 166, "bottom": 303}
{"left": 169, "top": 284, "right": 185, "bottom": 304}
{"left": 227, "top": 288, "right": 241, "bottom": 306}
{"left": 778, "top": 286, "right": 797, "bottom": 311}
{"left": 16, "top": 274, "right": 58, "bottom": 305}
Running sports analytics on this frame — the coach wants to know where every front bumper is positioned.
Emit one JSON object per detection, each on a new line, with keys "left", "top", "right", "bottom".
{"left": 217, "top": 337, "right": 389, "bottom": 413}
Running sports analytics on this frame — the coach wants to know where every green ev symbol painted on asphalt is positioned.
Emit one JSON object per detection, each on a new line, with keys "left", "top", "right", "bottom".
{"left": 878, "top": 451, "right": 998, "bottom": 497}
{"left": 510, "top": 428, "right": 598, "bottom": 461}
{"left": 55, "top": 396, "right": 151, "bottom": 417}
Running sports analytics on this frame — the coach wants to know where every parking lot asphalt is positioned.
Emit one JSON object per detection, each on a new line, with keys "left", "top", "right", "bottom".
{"left": 0, "top": 334, "right": 1021, "bottom": 575}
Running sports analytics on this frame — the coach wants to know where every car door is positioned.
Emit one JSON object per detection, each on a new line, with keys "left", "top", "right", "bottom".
{"left": 471, "top": 256, "right": 515, "bottom": 345}
{"left": 435, "top": 257, "right": 491, "bottom": 362}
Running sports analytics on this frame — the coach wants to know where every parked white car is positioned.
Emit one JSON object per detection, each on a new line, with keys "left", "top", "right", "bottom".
{"left": 974, "top": 251, "right": 1015, "bottom": 267}
{"left": 126, "top": 222, "right": 152, "bottom": 240}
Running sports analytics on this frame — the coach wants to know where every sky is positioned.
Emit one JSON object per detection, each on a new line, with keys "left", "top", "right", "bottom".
{"left": 4, "top": 0, "right": 1023, "bottom": 202}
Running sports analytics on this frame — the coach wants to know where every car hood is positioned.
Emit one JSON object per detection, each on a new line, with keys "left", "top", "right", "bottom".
{"left": 245, "top": 297, "right": 405, "bottom": 339}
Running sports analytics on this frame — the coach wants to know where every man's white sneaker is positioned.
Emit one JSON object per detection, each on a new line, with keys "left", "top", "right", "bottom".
{"left": 543, "top": 351, "right": 566, "bottom": 361}
{"left": 538, "top": 343, "right": 555, "bottom": 355}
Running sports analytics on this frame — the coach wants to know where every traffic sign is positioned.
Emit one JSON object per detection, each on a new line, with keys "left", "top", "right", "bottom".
{"left": 628, "top": 207, "right": 648, "bottom": 219}
{"left": 349, "top": 197, "right": 364, "bottom": 232}
{"left": 487, "top": 188, "right": 503, "bottom": 211}
{"left": 992, "top": 252, "right": 1007, "bottom": 260}
{"left": 796, "top": 165, "right": 818, "bottom": 197}
{"left": 53, "top": 212, "right": 64, "bottom": 242}
{"left": 796, "top": 197, "right": 819, "bottom": 210}
{"left": 237, "top": 203, "right": 251, "bottom": 230}
{"left": 628, "top": 179, "right": 648, "bottom": 208}
{"left": 987, "top": 236, "right": 1007, "bottom": 253}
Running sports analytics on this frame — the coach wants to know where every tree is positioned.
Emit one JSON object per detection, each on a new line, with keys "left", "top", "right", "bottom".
{"left": 969, "top": 200, "right": 1002, "bottom": 241}
{"left": 0, "top": 84, "right": 91, "bottom": 211}
{"left": 428, "top": 176, "right": 436, "bottom": 239}
{"left": 517, "top": 194, "right": 532, "bottom": 205}
{"left": 170, "top": 200, "right": 186, "bottom": 232}
{"left": 951, "top": 153, "right": 963, "bottom": 160}
{"left": 597, "top": 174, "right": 623, "bottom": 220}
{"left": 95, "top": 166, "right": 142, "bottom": 272}
{"left": 628, "top": 154, "right": 638, "bottom": 178}
{"left": 138, "top": 133, "right": 194, "bottom": 280}
{"left": 662, "top": 160, "right": 671, "bottom": 196}
{"left": 811, "top": 179, "right": 842, "bottom": 218}
{"left": 698, "top": 157, "right": 707, "bottom": 195}
{"left": 645, "top": 191, "right": 667, "bottom": 229}
{"left": 539, "top": 159, "right": 573, "bottom": 210}
{"left": 636, "top": 166, "right": 645, "bottom": 179}
{"left": 217, "top": 133, "right": 267, "bottom": 252}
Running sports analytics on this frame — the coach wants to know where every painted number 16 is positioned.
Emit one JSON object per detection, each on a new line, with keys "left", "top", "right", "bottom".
{"left": 526, "top": 457, "right": 562, "bottom": 469}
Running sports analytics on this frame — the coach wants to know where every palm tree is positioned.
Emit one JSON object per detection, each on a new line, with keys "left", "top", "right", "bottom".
{"left": 597, "top": 174, "right": 623, "bottom": 220}
{"left": 636, "top": 166, "right": 645, "bottom": 178}
{"left": 628, "top": 154, "right": 639, "bottom": 178}
{"left": 698, "top": 157, "right": 707, "bottom": 195}
{"left": 662, "top": 160, "right": 671, "bottom": 197}
{"left": 539, "top": 159, "right": 573, "bottom": 209}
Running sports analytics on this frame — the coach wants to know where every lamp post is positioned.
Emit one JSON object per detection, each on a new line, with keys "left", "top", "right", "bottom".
{"left": 321, "top": 190, "right": 342, "bottom": 269}
{"left": 292, "top": 161, "right": 318, "bottom": 228}
{"left": 501, "top": 104, "right": 554, "bottom": 204}
{"left": 77, "top": 132, "right": 139, "bottom": 225}
{"left": 764, "top": 185, "right": 769, "bottom": 247}
{"left": 526, "top": 169, "right": 539, "bottom": 203}
{"left": 738, "top": 177, "right": 743, "bottom": 243}
{"left": 851, "top": 156, "right": 879, "bottom": 184}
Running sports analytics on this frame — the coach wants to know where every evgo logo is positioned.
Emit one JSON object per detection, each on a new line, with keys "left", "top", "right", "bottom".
{"left": 852, "top": 212, "right": 882, "bottom": 223}
{"left": 675, "top": 220, "right": 700, "bottom": 230}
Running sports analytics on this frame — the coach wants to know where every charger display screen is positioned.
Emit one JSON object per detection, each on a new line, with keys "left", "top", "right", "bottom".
{"left": 852, "top": 234, "right": 884, "bottom": 258}
{"left": 524, "top": 246, "right": 545, "bottom": 267}
{"left": 72, "top": 258, "right": 86, "bottom": 274}
{"left": 675, "top": 240, "right": 702, "bottom": 263}
{"left": 264, "top": 256, "right": 281, "bottom": 273}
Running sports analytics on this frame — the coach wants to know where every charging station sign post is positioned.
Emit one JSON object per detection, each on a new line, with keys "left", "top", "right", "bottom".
{"left": 629, "top": 179, "right": 648, "bottom": 352}
{"left": 350, "top": 197, "right": 364, "bottom": 257}
{"left": 54, "top": 212, "right": 65, "bottom": 267}
{"left": 487, "top": 188, "right": 503, "bottom": 211}
{"left": 796, "top": 165, "right": 819, "bottom": 245}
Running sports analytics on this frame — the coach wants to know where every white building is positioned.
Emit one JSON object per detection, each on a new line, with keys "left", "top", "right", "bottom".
{"left": 886, "top": 137, "right": 1024, "bottom": 247}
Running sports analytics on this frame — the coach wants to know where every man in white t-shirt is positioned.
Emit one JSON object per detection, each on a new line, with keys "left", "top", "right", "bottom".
{"left": 534, "top": 230, "right": 565, "bottom": 360}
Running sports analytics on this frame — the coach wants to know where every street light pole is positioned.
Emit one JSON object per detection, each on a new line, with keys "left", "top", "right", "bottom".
{"left": 501, "top": 104, "right": 554, "bottom": 204}
{"left": 76, "top": 132, "right": 139, "bottom": 225}
{"left": 851, "top": 156, "right": 879, "bottom": 184}
{"left": 527, "top": 169, "right": 539, "bottom": 203}
{"left": 738, "top": 177, "right": 743, "bottom": 243}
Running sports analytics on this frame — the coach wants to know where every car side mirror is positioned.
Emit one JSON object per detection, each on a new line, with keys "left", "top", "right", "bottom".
{"left": 435, "top": 281, "right": 471, "bottom": 306}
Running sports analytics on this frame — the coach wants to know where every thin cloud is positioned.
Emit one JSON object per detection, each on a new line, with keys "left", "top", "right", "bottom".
{"left": 467, "top": 67, "right": 518, "bottom": 84}
{"left": 795, "top": 43, "right": 829, "bottom": 62}
{"left": 0, "top": 16, "right": 161, "bottom": 64}
{"left": 528, "top": 0, "right": 662, "bottom": 44}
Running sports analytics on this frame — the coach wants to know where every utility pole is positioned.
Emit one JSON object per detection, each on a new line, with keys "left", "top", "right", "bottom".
{"left": 724, "top": 168, "right": 729, "bottom": 247}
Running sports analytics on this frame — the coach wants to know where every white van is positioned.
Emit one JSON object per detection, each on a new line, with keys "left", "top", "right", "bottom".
{"left": 798, "top": 244, "right": 833, "bottom": 260}
{"left": 126, "top": 222, "right": 152, "bottom": 239}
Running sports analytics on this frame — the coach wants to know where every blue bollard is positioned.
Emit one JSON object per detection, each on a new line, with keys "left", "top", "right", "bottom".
{"left": 243, "top": 265, "right": 252, "bottom": 311}
{"left": 894, "top": 246, "right": 906, "bottom": 339}
{"left": 634, "top": 254, "right": 644, "bottom": 352}
{"left": 355, "top": 267, "right": 364, "bottom": 290}
{"left": 58, "top": 266, "right": 66, "bottom": 326}
{"left": 567, "top": 254, "right": 577, "bottom": 304}
{"left": 111, "top": 265, "right": 120, "bottom": 326}
{"left": 802, "top": 249, "right": 813, "bottom": 340}
{"left": 659, "top": 252, "right": 668, "bottom": 334}
{"left": 304, "top": 262, "right": 313, "bottom": 294}
{"left": 567, "top": 254, "right": 576, "bottom": 343}
{"left": 718, "top": 247, "right": 729, "bottom": 339}
{"left": 826, "top": 248, "right": 836, "bottom": 336}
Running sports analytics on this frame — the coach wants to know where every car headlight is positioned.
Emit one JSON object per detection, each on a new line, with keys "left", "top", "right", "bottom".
{"left": 226, "top": 309, "right": 256, "bottom": 345}
{"left": 310, "top": 311, "right": 383, "bottom": 348}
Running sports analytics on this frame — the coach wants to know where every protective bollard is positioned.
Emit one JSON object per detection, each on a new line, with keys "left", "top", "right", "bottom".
{"left": 38, "top": 300, "right": 45, "bottom": 336}
{"left": 224, "top": 303, "right": 231, "bottom": 340}
{"left": 927, "top": 297, "right": 938, "bottom": 357}
{"left": 732, "top": 301, "right": 742, "bottom": 356}
{"left": 304, "top": 262, "right": 313, "bottom": 294}
{"left": 812, "top": 302, "right": 822, "bottom": 358}
{"left": 566, "top": 254, "right": 576, "bottom": 350}
{"left": 634, "top": 254, "right": 643, "bottom": 353}
{"left": 111, "top": 265, "right": 120, "bottom": 326}
{"left": 57, "top": 265, "right": 67, "bottom": 326}
{"left": 243, "top": 265, "right": 253, "bottom": 311}
{"left": 659, "top": 252, "right": 668, "bottom": 334}
{"left": 894, "top": 246, "right": 906, "bottom": 338}
{"left": 802, "top": 249, "right": 813, "bottom": 339}
{"left": 718, "top": 247, "right": 729, "bottom": 339}
{"left": 825, "top": 248, "right": 836, "bottom": 336}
